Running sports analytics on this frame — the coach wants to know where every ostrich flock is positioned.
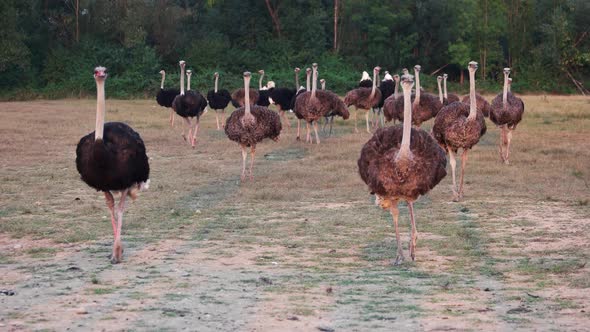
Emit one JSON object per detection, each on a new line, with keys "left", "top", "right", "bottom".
{"left": 76, "top": 60, "right": 523, "bottom": 265}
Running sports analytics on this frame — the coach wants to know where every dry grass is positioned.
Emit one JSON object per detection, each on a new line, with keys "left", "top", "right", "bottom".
{"left": 0, "top": 95, "right": 589, "bottom": 331}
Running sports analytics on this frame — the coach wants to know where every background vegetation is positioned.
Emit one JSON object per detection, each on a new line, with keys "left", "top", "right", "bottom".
{"left": 1, "top": 0, "right": 589, "bottom": 99}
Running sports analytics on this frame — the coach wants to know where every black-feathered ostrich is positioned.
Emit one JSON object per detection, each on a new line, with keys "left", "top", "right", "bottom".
{"left": 373, "top": 71, "right": 395, "bottom": 128}
{"left": 294, "top": 63, "right": 349, "bottom": 144}
{"left": 382, "top": 74, "right": 401, "bottom": 124}
{"left": 359, "top": 71, "right": 372, "bottom": 88}
{"left": 490, "top": 68, "right": 524, "bottom": 164}
{"left": 345, "top": 66, "right": 382, "bottom": 133}
{"left": 443, "top": 74, "right": 460, "bottom": 105}
{"left": 389, "top": 65, "right": 442, "bottom": 127}
{"left": 256, "top": 70, "right": 272, "bottom": 107}
{"left": 269, "top": 73, "right": 297, "bottom": 132}
{"left": 156, "top": 70, "right": 179, "bottom": 128}
{"left": 172, "top": 61, "right": 208, "bottom": 148}
{"left": 76, "top": 67, "right": 150, "bottom": 264}
{"left": 432, "top": 61, "right": 487, "bottom": 201}
{"left": 207, "top": 72, "right": 232, "bottom": 130}
{"left": 358, "top": 74, "right": 447, "bottom": 265}
{"left": 225, "top": 72, "right": 282, "bottom": 181}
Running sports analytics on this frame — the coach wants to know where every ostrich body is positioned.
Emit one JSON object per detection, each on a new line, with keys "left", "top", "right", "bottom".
{"left": 382, "top": 74, "right": 400, "bottom": 123}
{"left": 225, "top": 72, "right": 281, "bottom": 181}
{"left": 490, "top": 68, "right": 524, "bottom": 164}
{"left": 358, "top": 74, "right": 447, "bottom": 265}
{"left": 373, "top": 72, "right": 395, "bottom": 128}
{"left": 344, "top": 66, "right": 382, "bottom": 133}
{"left": 76, "top": 67, "right": 150, "bottom": 264}
{"left": 269, "top": 84, "right": 296, "bottom": 132}
{"left": 432, "top": 62, "right": 487, "bottom": 201}
{"left": 443, "top": 74, "right": 460, "bottom": 105}
{"left": 207, "top": 72, "right": 232, "bottom": 130}
{"left": 172, "top": 63, "right": 208, "bottom": 148}
{"left": 155, "top": 70, "right": 179, "bottom": 128}
{"left": 294, "top": 63, "right": 348, "bottom": 144}
{"left": 359, "top": 71, "right": 372, "bottom": 88}
{"left": 388, "top": 65, "right": 442, "bottom": 127}
{"left": 231, "top": 86, "right": 259, "bottom": 108}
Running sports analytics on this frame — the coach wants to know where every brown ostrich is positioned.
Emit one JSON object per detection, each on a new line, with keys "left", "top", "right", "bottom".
{"left": 225, "top": 72, "right": 281, "bottom": 180}
{"left": 388, "top": 65, "right": 442, "bottom": 126}
{"left": 358, "top": 74, "right": 447, "bottom": 265}
{"left": 293, "top": 63, "right": 349, "bottom": 144}
{"left": 490, "top": 68, "right": 524, "bottom": 164}
{"left": 344, "top": 66, "right": 382, "bottom": 133}
{"left": 443, "top": 74, "right": 460, "bottom": 104}
{"left": 432, "top": 61, "right": 487, "bottom": 201}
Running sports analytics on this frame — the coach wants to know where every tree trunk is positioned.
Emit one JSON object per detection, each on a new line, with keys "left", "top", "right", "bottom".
{"left": 75, "top": 0, "right": 79, "bottom": 43}
{"left": 460, "top": 70, "right": 464, "bottom": 85}
{"left": 333, "top": 0, "right": 339, "bottom": 52}
{"left": 265, "top": 0, "right": 282, "bottom": 38}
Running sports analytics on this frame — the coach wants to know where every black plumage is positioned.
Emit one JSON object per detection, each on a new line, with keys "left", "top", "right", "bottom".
{"left": 207, "top": 89, "right": 231, "bottom": 110}
{"left": 156, "top": 89, "right": 179, "bottom": 108}
{"left": 270, "top": 87, "right": 296, "bottom": 111}
{"left": 257, "top": 88, "right": 272, "bottom": 107}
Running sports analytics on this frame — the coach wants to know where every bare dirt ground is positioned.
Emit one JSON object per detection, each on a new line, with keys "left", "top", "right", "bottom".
{"left": 1, "top": 96, "right": 589, "bottom": 331}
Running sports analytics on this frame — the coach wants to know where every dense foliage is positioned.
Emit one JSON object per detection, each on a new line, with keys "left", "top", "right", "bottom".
{"left": 1, "top": 0, "right": 589, "bottom": 99}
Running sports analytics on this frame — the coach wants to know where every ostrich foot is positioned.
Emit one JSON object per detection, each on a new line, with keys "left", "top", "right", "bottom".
{"left": 393, "top": 254, "right": 405, "bottom": 266}
{"left": 452, "top": 191, "right": 460, "bottom": 202}
{"left": 354, "top": 128, "right": 359, "bottom": 133}
{"left": 296, "top": 136, "right": 301, "bottom": 141}
{"left": 504, "top": 159, "right": 510, "bottom": 165}
{"left": 181, "top": 134, "right": 187, "bottom": 142}
{"left": 110, "top": 241, "right": 123, "bottom": 264}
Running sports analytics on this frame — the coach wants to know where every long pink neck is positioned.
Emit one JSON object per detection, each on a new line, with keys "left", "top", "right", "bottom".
{"left": 443, "top": 77, "right": 448, "bottom": 99}
{"left": 244, "top": 77, "right": 251, "bottom": 115}
{"left": 259, "top": 73, "right": 264, "bottom": 90}
{"left": 370, "top": 70, "right": 377, "bottom": 98}
{"left": 214, "top": 75, "right": 219, "bottom": 93}
{"left": 306, "top": 72, "right": 311, "bottom": 91}
{"left": 294, "top": 71, "right": 299, "bottom": 88}
{"left": 437, "top": 79, "right": 443, "bottom": 103}
{"left": 502, "top": 73, "right": 508, "bottom": 106}
{"left": 160, "top": 72, "right": 165, "bottom": 89}
{"left": 179, "top": 66, "right": 185, "bottom": 95}
{"left": 95, "top": 79, "right": 105, "bottom": 140}
{"left": 311, "top": 67, "right": 318, "bottom": 99}
{"left": 468, "top": 69, "right": 477, "bottom": 121}
{"left": 399, "top": 83, "right": 413, "bottom": 158}
{"left": 414, "top": 69, "right": 421, "bottom": 103}
{"left": 394, "top": 80, "right": 399, "bottom": 98}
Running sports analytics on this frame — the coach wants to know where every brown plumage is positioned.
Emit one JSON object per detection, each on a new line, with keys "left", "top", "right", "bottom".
{"left": 294, "top": 63, "right": 349, "bottom": 144}
{"left": 344, "top": 66, "right": 382, "bottom": 133}
{"left": 490, "top": 68, "right": 524, "bottom": 164}
{"left": 432, "top": 61, "right": 487, "bottom": 201}
{"left": 358, "top": 74, "right": 447, "bottom": 265}
{"left": 461, "top": 93, "right": 491, "bottom": 117}
{"left": 225, "top": 72, "right": 281, "bottom": 181}
{"left": 231, "top": 88, "right": 259, "bottom": 107}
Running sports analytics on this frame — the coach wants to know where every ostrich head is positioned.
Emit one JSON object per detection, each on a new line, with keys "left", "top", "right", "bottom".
{"left": 443, "top": 73, "right": 448, "bottom": 79}
{"left": 186, "top": 69, "right": 192, "bottom": 77}
{"left": 294, "top": 67, "right": 301, "bottom": 73}
{"left": 414, "top": 65, "right": 421, "bottom": 73}
{"left": 214, "top": 72, "right": 219, "bottom": 78}
{"left": 258, "top": 69, "right": 265, "bottom": 75}
{"left": 503, "top": 67, "right": 511, "bottom": 75}
{"left": 306, "top": 68, "right": 312, "bottom": 75}
{"left": 159, "top": 70, "right": 165, "bottom": 75}
{"left": 374, "top": 66, "right": 381, "bottom": 74}
{"left": 179, "top": 60, "right": 186, "bottom": 68}
{"left": 401, "top": 74, "right": 414, "bottom": 90}
{"left": 94, "top": 66, "right": 107, "bottom": 81}
{"left": 312, "top": 63, "right": 318, "bottom": 70}
{"left": 437, "top": 76, "right": 442, "bottom": 83}
{"left": 393, "top": 74, "right": 400, "bottom": 82}
{"left": 320, "top": 79, "right": 325, "bottom": 84}
{"left": 468, "top": 61, "right": 478, "bottom": 72}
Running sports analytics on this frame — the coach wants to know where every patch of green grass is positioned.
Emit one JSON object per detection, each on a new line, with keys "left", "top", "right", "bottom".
{"left": 25, "top": 247, "right": 58, "bottom": 258}
{"left": 516, "top": 258, "right": 585, "bottom": 275}
{"left": 164, "top": 293, "right": 189, "bottom": 301}
{"left": 90, "top": 287, "right": 115, "bottom": 295}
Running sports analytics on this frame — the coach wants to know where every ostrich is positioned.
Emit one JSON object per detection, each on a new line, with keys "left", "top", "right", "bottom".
{"left": 443, "top": 74, "right": 460, "bottom": 104}
{"left": 373, "top": 71, "right": 395, "bottom": 128}
{"left": 225, "top": 72, "right": 282, "bottom": 180}
{"left": 344, "top": 66, "right": 382, "bottom": 133}
{"left": 461, "top": 72, "right": 491, "bottom": 117}
{"left": 320, "top": 78, "right": 336, "bottom": 135}
{"left": 432, "top": 61, "right": 487, "bottom": 201}
{"left": 389, "top": 65, "right": 442, "bottom": 127}
{"left": 76, "top": 67, "right": 150, "bottom": 264}
{"left": 358, "top": 74, "right": 447, "bottom": 265}
{"left": 256, "top": 70, "right": 272, "bottom": 107}
{"left": 172, "top": 62, "right": 208, "bottom": 148}
{"left": 207, "top": 72, "right": 232, "bottom": 130}
{"left": 156, "top": 70, "right": 179, "bottom": 128}
{"left": 382, "top": 74, "right": 401, "bottom": 124}
{"left": 293, "top": 67, "right": 311, "bottom": 140}
{"left": 490, "top": 68, "right": 524, "bottom": 164}
{"left": 294, "top": 63, "right": 349, "bottom": 144}
{"left": 269, "top": 75, "right": 297, "bottom": 132}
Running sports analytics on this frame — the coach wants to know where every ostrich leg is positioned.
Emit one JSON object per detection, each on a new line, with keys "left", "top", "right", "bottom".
{"left": 111, "top": 189, "right": 129, "bottom": 264}
{"left": 240, "top": 145, "right": 248, "bottom": 181}
{"left": 280, "top": 110, "right": 291, "bottom": 132}
{"left": 365, "top": 110, "right": 371, "bottom": 133}
{"left": 390, "top": 202, "right": 404, "bottom": 265}
{"left": 354, "top": 107, "right": 359, "bottom": 133}
{"left": 170, "top": 110, "right": 175, "bottom": 128}
{"left": 305, "top": 122, "right": 312, "bottom": 143}
{"left": 248, "top": 146, "right": 256, "bottom": 181}
{"left": 104, "top": 192, "right": 118, "bottom": 238}
{"left": 379, "top": 108, "right": 385, "bottom": 127}
{"left": 221, "top": 109, "right": 226, "bottom": 128}
{"left": 312, "top": 121, "right": 321, "bottom": 144}
{"left": 448, "top": 149, "right": 459, "bottom": 201}
{"left": 191, "top": 117, "right": 200, "bottom": 148}
{"left": 504, "top": 129, "right": 513, "bottom": 164}
{"left": 458, "top": 149, "right": 469, "bottom": 200}
{"left": 408, "top": 201, "right": 418, "bottom": 261}
{"left": 328, "top": 116, "right": 334, "bottom": 136}
{"left": 296, "top": 119, "right": 301, "bottom": 141}
{"left": 498, "top": 126, "right": 507, "bottom": 163}
{"left": 215, "top": 111, "right": 220, "bottom": 130}
{"left": 182, "top": 117, "right": 192, "bottom": 143}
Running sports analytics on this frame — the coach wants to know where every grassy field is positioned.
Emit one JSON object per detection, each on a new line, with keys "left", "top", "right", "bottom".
{"left": 0, "top": 96, "right": 589, "bottom": 331}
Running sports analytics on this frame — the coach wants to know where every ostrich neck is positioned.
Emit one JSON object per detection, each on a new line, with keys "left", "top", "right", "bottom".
{"left": 180, "top": 67, "right": 185, "bottom": 95}
{"left": 311, "top": 68, "right": 318, "bottom": 99}
{"left": 502, "top": 74, "right": 508, "bottom": 106}
{"left": 321, "top": 82, "right": 325, "bottom": 90}
{"left": 95, "top": 80, "right": 106, "bottom": 140}
{"left": 294, "top": 72, "right": 299, "bottom": 89}
{"left": 244, "top": 78, "right": 251, "bottom": 115}
{"left": 399, "top": 86, "right": 412, "bottom": 158}
{"left": 160, "top": 73, "right": 165, "bottom": 89}
{"left": 414, "top": 70, "right": 421, "bottom": 103}
{"left": 214, "top": 76, "right": 218, "bottom": 93}
{"left": 258, "top": 74, "right": 263, "bottom": 90}
{"left": 306, "top": 73, "right": 311, "bottom": 91}
{"left": 370, "top": 71, "right": 377, "bottom": 98}
{"left": 437, "top": 80, "right": 443, "bottom": 103}
{"left": 468, "top": 70, "right": 477, "bottom": 121}
{"left": 394, "top": 81, "right": 399, "bottom": 98}
{"left": 443, "top": 77, "right": 448, "bottom": 99}
{"left": 187, "top": 75, "right": 191, "bottom": 91}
